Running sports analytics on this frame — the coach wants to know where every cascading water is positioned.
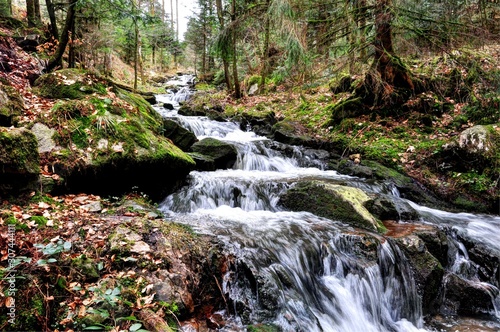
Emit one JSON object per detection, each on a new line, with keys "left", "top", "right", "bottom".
{"left": 154, "top": 75, "right": 500, "bottom": 331}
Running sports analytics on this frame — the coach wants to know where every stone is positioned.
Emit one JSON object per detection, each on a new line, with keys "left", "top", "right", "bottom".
{"left": 162, "top": 119, "right": 198, "bottom": 151}
{"left": 279, "top": 180, "right": 385, "bottom": 232}
{"left": 458, "top": 125, "right": 491, "bottom": 153}
{"left": 31, "top": 123, "right": 57, "bottom": 153}
{"left": 80, "top": 201, "right": 102, "bottom": 212}
{"left": 248, "top": 83, "right": 259, "bottom": 96}
{"left": 441, "top": 273, "right": 498, "bottom": 316}
{"left": 164, "top": 103, "right": 175, "bottom": 110}
{"left": 190, "top": 138, "right": 237, "bottom": 170}
{"left": 0, "top": 127, "right": 40, "bottom": 198}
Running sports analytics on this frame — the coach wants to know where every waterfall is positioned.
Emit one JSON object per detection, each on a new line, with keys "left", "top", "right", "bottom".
{"left": 154, "top": 76, "right": 500, "bottom": 331}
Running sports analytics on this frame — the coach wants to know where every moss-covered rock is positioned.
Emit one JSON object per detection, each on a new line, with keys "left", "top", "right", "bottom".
{"left": 29, "top": 70, "right": 195, "bottom": 198}
{"left": 71, "top": 255, "right": 99, "bottom": 280}
{"left": 190, "top": 137, "right": 237, "bottom": 170}
{"left": 33, "top": 69, "right": 108, "bottom": 99}
{"left": 0, "top": 80, "right": 24, "bottom": 126}
{"left": 279, "top": 181, "right": 385, "bottom": 232}
{"left": 0, "top": 127, "right": 40, "bottom": 198}
{"left": 162, "top": 119, "right": 198, "bottom": 151}
{"left": 328, "top": 96, "right": 366, "bottom": 124}
{"left": 272, "top": 120, "right": 313, "bottom": 146}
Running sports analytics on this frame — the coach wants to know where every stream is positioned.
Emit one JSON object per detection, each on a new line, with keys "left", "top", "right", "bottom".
{"left": 153, "top": 75, "right": 500, "bottom": 332}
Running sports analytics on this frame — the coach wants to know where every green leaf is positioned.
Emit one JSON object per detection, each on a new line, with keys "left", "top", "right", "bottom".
{"left": 129, "top": 323, "right": 142, "bottom": 331}
{"left": 63, "top": 241, "right": 72, "bottom": 251}
{"left": 47, "top": 258, "right": 57, "bottom": 263}
{"left": 84, "top": 326, "right": 106, "bottom": 330}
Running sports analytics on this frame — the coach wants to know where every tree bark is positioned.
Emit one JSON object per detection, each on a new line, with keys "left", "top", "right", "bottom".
{"left": 259, "top": 0, "right": 270, "bottom": 94}
{"left": 46, "top": 0, "right": 77, "bottom": 71}
{"left": 215, "top": 0, "right": 231, "bottom": 90}
{"left": 26, "top": 0, "right": 36, "bottom": 27}
{"left": 45, "top": 0, "right": 59, "bottom": 39}
{"left": 231, "top": 0, "right": 241, "bottom": 98}
{"left": 373, "top": 0, "right": 413, "bottom": 90}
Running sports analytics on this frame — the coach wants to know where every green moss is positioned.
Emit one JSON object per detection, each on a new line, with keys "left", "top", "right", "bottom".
{"left": 34, "top": 69, "right": 108, "bottom": 100}
{"left": 247, "top": 324, "right": 280, "bottom": 332}
{"left": 280, "top": 181, "right": 385, "bottom": 232}
{"left": 328, "top": 97, "right": 365, "bottom": 124}
{"left": 0, "top": 127, "right": 40, "bottom": 174}
{"left": 71, "top": 255, "right": 99, "bottom": 279}
{"left": 29, "top": 215, "right": 48, "bottom": 227}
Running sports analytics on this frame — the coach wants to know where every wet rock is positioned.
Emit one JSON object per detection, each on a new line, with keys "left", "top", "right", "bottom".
{"left": 361, "top": 160, "right": 445, "bottom": 210}
{"left": 0, "top": 127, "right": 40, "bottom": 198}
{"left": 441, "top": 273, "right": 498, "bottom": 316}
{"left": 279, "top": 181, "right": 385, "bottom": 232}
{"left": 162, "top": 119, "right": 198, "bottom": 151}
{"left": 190, "top": 138, "right": 237, "bottom": 170}
{"left": 238, "top": 111, "right": 277, "bottom": 137}
{"left": 365, "top": 194, "right": 419, "bottom": 221}
{"left": 272, "top": 120, "right": 314, "bottom": 146}
{"left": 393, "top": 234, "right": 444, "bottom": 315}
{"left": 163, "top": 103, "right": 175, "bottom": 110}
{"left": 337, "top": 158, "right": 373, "bottom": 178}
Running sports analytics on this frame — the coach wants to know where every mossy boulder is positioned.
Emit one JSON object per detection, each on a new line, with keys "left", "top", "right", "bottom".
{"left": 71, "top": 255, "right": 99, "bottom": 280}
{"left": 0, "top": 127, "right": 40, "bottom": 198}
{"left": 272, "top": 120, "right": 313, "bottom": 146}
{"left": 328, "top": 96, "right": 367, "bottom": 124}
{"left": 190, "top": 137, "right": 237, "bottom": 170}
{"left": 0, "top": 80, "right": 24, "bottom": 126}
{"left": 33, "top": 69, "right": 108, "bottom": 99}
{"left": 162, "top": 119, "right": 198, "bottom": 151}
{"left": 279, "top": 181, "right": 385, "bottom": 232}
{"left": 30, "top": 70, "right": 195, "bottom": 198}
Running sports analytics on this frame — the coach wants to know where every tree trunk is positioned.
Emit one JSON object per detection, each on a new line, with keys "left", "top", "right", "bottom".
{"left": 34, "top": 0, "right": 41, "bottom": 25}
{"left": 47, "top": 0, "right": 77, "bottom": 71}
{"left": 215, "top": 0, "right": 231, "bottom": 90}
{"left": 259, "top": 0, "right": 270, "bottom": 94}
{"left": 373, "top": 0, "right": 413, "bottom": 90}
{"left": 134, "top": 20, "right": 139, "bottom": 91}
{"left": 45, "top": 0, "right": 59, "bottom": 39}
{"left": 0, "top": 0, "right": 12, "bottom": 17}
{"left": 68, "top": 8, "right": 76, "bottom": 68}
{"left": 231, "top": 0, "right": 241, "bottom": 98}
{"left": 26, "top": 0, "right": 36, "bottom": 27}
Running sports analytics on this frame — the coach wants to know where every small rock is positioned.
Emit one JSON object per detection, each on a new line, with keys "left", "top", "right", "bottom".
{"left": 80, "top": 201, "right": 102, "bottom": 212}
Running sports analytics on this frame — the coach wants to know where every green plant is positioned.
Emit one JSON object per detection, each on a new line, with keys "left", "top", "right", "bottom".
{"left": 34, "top": 240, "right": 71, "bottom": 265}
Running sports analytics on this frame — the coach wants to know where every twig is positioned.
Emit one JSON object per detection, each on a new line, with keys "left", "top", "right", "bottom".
{"left": 213, "top": 275, "right": 229, "bottom": 312}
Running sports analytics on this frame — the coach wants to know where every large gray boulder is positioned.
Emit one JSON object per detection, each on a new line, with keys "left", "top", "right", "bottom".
{"left": 190, "top": 137, "right": 237, "bottom": 171}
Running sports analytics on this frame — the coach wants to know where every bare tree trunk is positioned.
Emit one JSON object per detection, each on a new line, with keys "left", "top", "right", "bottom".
{"left": 215, "top": 0, "right": 231, "bottom": 90}
{"left": 259, "top": 0, "right": 270, "bottom": 94}
{"left": 45, "top": 0, "right": 59, "bottom": 39}
{"left": 47, "top": 0, "right": 77, "bottom": 71}
{"left": 231, "top": 0, "right": 241, "bottom": 98}
{"left": 26, "top": 0, "right": 36, "bottom": 27}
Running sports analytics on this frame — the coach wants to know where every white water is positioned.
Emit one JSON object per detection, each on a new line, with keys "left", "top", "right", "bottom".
{"left": 155, "top": 77, "right": 500, "bottom": 331}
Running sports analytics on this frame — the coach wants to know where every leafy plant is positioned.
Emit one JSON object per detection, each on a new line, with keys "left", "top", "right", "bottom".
{"left": 34, "top": 240, "right": 71, "bottom": 266}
